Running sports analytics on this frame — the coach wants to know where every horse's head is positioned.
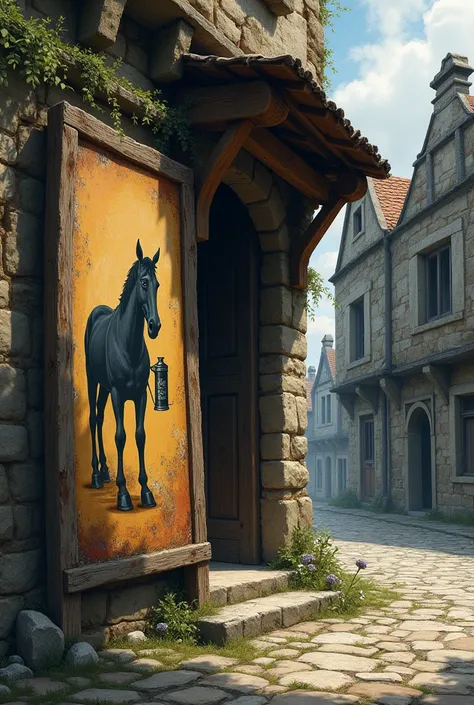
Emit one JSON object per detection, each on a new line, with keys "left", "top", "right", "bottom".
{"left": 136, "top": 239, "right": 161, "bottom": 339}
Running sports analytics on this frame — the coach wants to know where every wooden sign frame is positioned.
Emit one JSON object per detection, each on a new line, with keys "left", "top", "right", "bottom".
{"left": 44, "top": 101, "right": 210, "bottom": 637}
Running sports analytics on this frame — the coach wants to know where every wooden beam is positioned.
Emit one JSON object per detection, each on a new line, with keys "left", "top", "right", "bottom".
{"left": 184, "top": 82, "right": 289, "bottom": 128}
{"left": 290, "top": 196, "right": 345, "bottom": 288}
{"left": 196, "top": 120, "right": 253, "bottom": 242}
{"left": 380, "top": 376, "right": 401, "bottom": 410}
{"left": 150, "top": 20, "right": 194, "bottom": 83}
{"left": 78, "top": 0, "right": 126, "bottom": 50}
{"left": 338, "top": 393, "right": 355, "bottom": 420}
{"left": 245, "top": 128, "right": 330, "bottom": 202}
{"left": 64, "top": 542, "right": 212, "bottom": 593}
{"left": 356, "top": 385, "right": 379, "bottom": 414}
{"left": 422, "top": 365, "right": 450, "bottom": 404}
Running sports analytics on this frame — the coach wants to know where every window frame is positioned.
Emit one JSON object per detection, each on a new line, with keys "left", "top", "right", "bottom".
{"left": 316, "top": 459, "right": 323, "bottom": 490}
{"left": 425, "top": 244, "right": 452, "bottom": 322}
{"left": 352, "top": 202, "right": 365, "bottom": 240}
{"left": 345, "top": 279, "right": 372, "bottom": 370}
{"left": 450, "top": 383, "right": 474, "bottom": 483}
{"left": 337, "top": 457, "right": 347, "bottom": 492}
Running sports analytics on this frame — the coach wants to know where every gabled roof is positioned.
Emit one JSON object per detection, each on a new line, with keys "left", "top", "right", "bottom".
{"left": 371, "top": 176, "right": 411, "bottom": 230}
{"left": 327, "top": 348, "right": 336, "bottom": 379}
{"left": 306, "top": 378, "right": 314, "bottom": 411}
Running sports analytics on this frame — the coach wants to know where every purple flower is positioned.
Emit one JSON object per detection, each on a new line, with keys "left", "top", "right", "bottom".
{"left": 307, "top": 564, "right": 316, "bottom": 572}
{"left": 301, "top": 553, "right": 315, "bottom": 565}
{"left": 356, "top": 559, "right": 367, "bottom": 570}
{"left": 156, "top": 622, "right": 168, "bottom": 634}
{"left": 326, "top": 573, "right": 339, "bottom": 585}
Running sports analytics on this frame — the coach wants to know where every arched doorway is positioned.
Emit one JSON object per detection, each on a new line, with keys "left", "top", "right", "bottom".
{"left": 406, "top": 405, "right": 433, "bottom": 511}
{"left": 325, "top": 457, "right": 332, "bottom": 500}
{"left": 197, "top": 184, "right": 260, "bottom": 564}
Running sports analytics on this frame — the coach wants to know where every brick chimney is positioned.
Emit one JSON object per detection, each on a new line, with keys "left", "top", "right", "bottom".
{"left": 308, "top": 365, "right": 316, "bottom": 380}
{"left": 431, "top": 53, "right": 473, "bottom": 113}
{"left": 322, "top": 333, "right": 334, "bottom": 349}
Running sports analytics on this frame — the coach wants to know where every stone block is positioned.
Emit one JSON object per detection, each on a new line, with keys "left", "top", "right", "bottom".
{"left": 17, "top": 609, "right": 64, "bottom": 670}
{"left": 231, "top": 159, "right": 273, "bottom": 205}
{"left": 82, "top": 591, "right": 107, "bottom": 629}
{"left": 262, "top": 460, "right": 309, "bottom": 489}
{"left": 220, "top": 0, "right": 246, "bottom": 24}
{"left": 0, "top": 163, "right": 15, "bottom": 201}
{"left": 107, "top": 583, "right": 158, "bottom": 624}
{"left": 261, "top": 433, "right": 291, "bottom": 460}
{"left": 0, "top": 365, "right": 26, "bottom": 421}
{"left": 81, "top": 627, "right": 110, "bottom": 649}
{"left": 0, "top": 310, "right": 30, "bottom": 356}
{"left": 259, "top": 354, "right": 306, "bottom": 377}
{"left": 261, "top": 498, "right": 299, "bottom": 561}
{"left": 0, "top": 280, "right": 9, "bottom": 308}
{"left": 4, "top": 210, "right": 41, "bottom": 275}
{"left": 27, "top": 410, "right": 44, "bottom": 458}
{"left": 292, "top": 290, "right": 308, "bottom": 333}
{"left": 259, "top": 393, "right": 298, "bottom": 434}
{"left": 0, "top": 425, "right": 28, "bottom": 462}
{"left": 19, "top": 178, "right": 44, "bottom": 215}
{"left": 260, "top": 325, "right": 307, "bottom": 360}
{"left": 109, "top": 619, "right": 146, "bottom": 639}
{"left": 0, "top": 97, "right": 19, "bottom": 134}
{"left": 8, "top": 462, "right": 43, "bottom": 502}
{"left": 17, "top": 127, "right": 46, "bottom": 180}
{"left": 13, "top": 505, "right": 35, "bottom": 540}
{"left": 291, "top": 435, "right": 307, "bottom": 460}
{"left": 12, "top": 279, "right": 43, "bottom": 315}
{"left": 262, "top": 253, "right": 290, "bottom": 286}
{"left": 0, "top": 550, "right": 42, "bottom": 594}
{"left": 259, "top": 225, "right": 290, "bottom": 253}
{"left": 0, "top": 133, "right": 17, "bottom": 164}
{"left": 248, "top": 186, "right": 286, "bottom": 232}
{"left": 27, "top": 368, "right": 43, "bottom": 409}
{"left": 189, "top": 0, "right": 213, "bottom": 21}
{"left": 215, "top": 7, "right": 241, "bottom": 43}
{"left": 260, "top": 374, "right": 306, "bottom": 396}
{"left": 106, "top": 33, "right": 126, "bottom": 59}
{"left": 0, "top": 466, "right": 7, "bottom": 503}
{"left": 0, "top": 595, "right": 24, "bottom": 640}
{"left": 0, "top": 505, "right": 14, "bottom": 541}
{"left": 260, "top": 287, "right": 292, "bottom": 327}
{"left": 298, "top": 495, "right": 313, "bottom": 528}
{"left": 296, "top": 396, "right": 308, "bottom": 433}
{"left": 125, "top": 44, "right": 148, "bottom": 74}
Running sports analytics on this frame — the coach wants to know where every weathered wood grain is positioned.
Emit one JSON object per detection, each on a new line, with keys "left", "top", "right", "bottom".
{"left": 44, "top": 104, "right": 81, "bottom": 636}
{"left": 64, "top": 542, "right": 212, "bottom": 593}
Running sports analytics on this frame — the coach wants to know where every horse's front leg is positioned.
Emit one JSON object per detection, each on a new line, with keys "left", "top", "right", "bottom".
{"left": 87, "top": 371, "right": 102, "bottom": 489}
{"left": 111, "top": 387, "right": 132, "bottom": 511}
{"left": 135, "top": 392, "right": 156, "bottom": 508}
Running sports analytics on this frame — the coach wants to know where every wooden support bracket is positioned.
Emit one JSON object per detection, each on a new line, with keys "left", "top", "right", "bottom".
{"left": 78, "top": 0, "right": 127, "bottom": 50}
{"left": 380, "top": 376, "right": 402, "bottom": 410}
{"left": 356, "top": 385, "right": 379, "bottom": 414}
{"left": 196, "top": 120, "right": 254, "bottom": 242}
{"left": 150, "top": 20, "right": 195, "bottom": 84}
{"left": 338, "top": 393, "right": 356, "bottom": 420}
{"left": 422, "top": 364, "right": 450, "bottom": 404}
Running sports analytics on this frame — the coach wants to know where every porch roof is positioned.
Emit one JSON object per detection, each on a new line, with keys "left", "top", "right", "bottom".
{"left": 182, "top": 53, "right": 391, "bottom": 181}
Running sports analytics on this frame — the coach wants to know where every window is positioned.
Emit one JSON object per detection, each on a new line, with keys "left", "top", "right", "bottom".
{"left": 327, "top": 394, "right": 332, "bottom": 424}
{"left": 320, "top": 394, "right": 332, "bottom": 425}
{"left": 350, "top": 298, "right": 365, "bottom": 361}
{"left": 337, "top": 458, "right": 347, "bottom": 492}
{"left": 353, "top": 204, "right": 364, "bottom": 238}
{"left": 461, "top": 396, "right": 474, "bottom": 475}
{"left": 316, "top": 460, "right": 323, "bottom": 489}
{"left": 321, "top": 396, "right": 326, "bottom": 425}
{"left": 426, "top": 245, "right": 451, "bottom": 321}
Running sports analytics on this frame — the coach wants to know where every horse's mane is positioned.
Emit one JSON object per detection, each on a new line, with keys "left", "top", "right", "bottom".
{"left": 119, "top": 257, "right": 156, "bottom": 315}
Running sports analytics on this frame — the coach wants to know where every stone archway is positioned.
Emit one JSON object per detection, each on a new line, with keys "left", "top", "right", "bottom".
{"left": 325, "top": 457, "right": 332, "bottom": 500}
{"left": 406, "top": 403, "right": 434, "bottom": 512}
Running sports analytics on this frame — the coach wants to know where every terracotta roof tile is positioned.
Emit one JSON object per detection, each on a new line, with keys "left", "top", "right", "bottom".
{"left": 306, "top": 377, "right": 314, "bottom": 411}
{"left": 468, "top": 95, "right": 474, "bottom": 110}
{"left": 327, "top": 348, "right": 336, "bottom": 379}
{"left": 372, "top": 176, "right": 411, "bottom": 230}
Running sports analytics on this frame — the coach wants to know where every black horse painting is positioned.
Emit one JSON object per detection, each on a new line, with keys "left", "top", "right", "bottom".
{"left": 84, "top": 240, "right": 161, "bottom": 511}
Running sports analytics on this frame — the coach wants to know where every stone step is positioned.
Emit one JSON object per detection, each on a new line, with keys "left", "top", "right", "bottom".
{"left": 209, "top": 562, "right": 291, "bottom": 607}
{"left": 198, "top": 590, "right": 337, "bottom": 645}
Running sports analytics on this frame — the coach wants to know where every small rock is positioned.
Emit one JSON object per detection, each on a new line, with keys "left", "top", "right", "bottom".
{"left": 126, "top": 657, "right": 163, "bottom": 672}
{"left": 179, "top": 655, "right": 238, "bottom": 673}
{"left": 7, "top": 655, "right": 24, "bottom": 665}
{"left": 126, "top": 630, "right": 147, "bottom": 644}
{"left": 16, "top": 610, "right": 64, "bottom": 670}
{"left": 268, "top": 648, "right": 300, "bottom": 658}
{"left": 65, "top": 642, "right": 99, "bottom": 666}
{"left": 98, "top": 648, "right": 136, "bottom": 663}
{"left": 201, "top": 673, "right": 269, "bottom": 693}
{"left": 0, "top": 663, "right": 33, "bottom": 680}
{"left": 356, "top": 672, "right": 403, "bottom": 683}
{"left": 163, "top": 686, "right": 228, "bottom": 704}
{"left": 0, "top": 684, "right": 11, "bottom": 696}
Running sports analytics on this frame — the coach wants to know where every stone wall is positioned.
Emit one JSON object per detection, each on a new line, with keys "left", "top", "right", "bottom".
{"left": 187, "top": 0, "right": 324, "bottom": 81}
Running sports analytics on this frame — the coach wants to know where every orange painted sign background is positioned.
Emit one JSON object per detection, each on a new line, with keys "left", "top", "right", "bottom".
{"left": 73, "top": 141, "right": 192, "bottom": 564}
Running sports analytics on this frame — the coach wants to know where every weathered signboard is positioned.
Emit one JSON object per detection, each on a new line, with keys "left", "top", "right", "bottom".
{"left": 44, "top": 102, "right": 209, "bottom": 636}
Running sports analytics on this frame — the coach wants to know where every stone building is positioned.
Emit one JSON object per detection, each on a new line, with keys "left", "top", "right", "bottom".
{"left": 306, "top": 334, "right": 348, "bottom": 501}
{"left": 331, "top": 53, "right": 474, "bottom": 514}
{"left": 0, "top": 0, "right": 389, "bottom": 650}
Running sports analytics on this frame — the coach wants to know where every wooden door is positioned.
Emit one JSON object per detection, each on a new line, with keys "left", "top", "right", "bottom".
{"left": 197, "top": 185, "right": 260, "bottom": 564}
{"left": 360, "top": 415, "right": 375, "bottom": 501}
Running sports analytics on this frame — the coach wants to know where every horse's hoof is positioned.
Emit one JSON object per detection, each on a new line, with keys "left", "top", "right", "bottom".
{"left": 91, "top": 474, "right": 104, "bottom": 489}
{"left": 117, "top": 493, "right": 133, "bottom": 511}
{"left": 100, "top": 467, "right": 111, "bottom": 483}
{"left": 141, "top": 490, "right": 156, "bottom": 508}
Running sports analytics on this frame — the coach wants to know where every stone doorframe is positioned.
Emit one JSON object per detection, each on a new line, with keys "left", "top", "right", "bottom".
{"left": 404, "top": 398, "right": 437, "bottom": 512}
{"left": 199, "top": 143, "right": 313, "bottom": 562}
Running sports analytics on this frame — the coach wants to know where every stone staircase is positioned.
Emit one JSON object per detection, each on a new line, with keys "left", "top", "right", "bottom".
{"left": 197, "top": 562, "right": 337, "bottom": 645}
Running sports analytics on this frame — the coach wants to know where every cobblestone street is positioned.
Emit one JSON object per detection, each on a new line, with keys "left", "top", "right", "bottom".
{"left": 4, "top": 508, "right": 474, "bottom": 704}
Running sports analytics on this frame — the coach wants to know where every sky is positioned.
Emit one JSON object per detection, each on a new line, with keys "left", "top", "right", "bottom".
{"left": 306, "top": 0, "right": 474, "bottom": 368}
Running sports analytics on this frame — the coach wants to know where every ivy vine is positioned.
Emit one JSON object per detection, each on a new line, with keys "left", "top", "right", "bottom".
{"left": 319, "top": 0, "right": 349, "bottom": 90}
{"left": 0, "top": 0, "right": 191, "bottom": 154}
